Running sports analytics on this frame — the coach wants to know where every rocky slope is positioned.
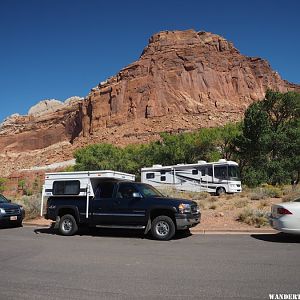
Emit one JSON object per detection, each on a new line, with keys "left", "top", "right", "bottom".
{"left": 0, "top": 29, "right": 299, "bottom": 177}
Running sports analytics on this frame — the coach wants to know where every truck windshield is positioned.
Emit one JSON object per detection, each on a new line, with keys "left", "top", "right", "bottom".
{"left": 228, "top": 165, "right": 241, "bottom": 180}
{"left": 0, "top": 194, "right": 9, "bottom": 203}
{"left": 139, "top": 184, "right": 164, "bottom": 198}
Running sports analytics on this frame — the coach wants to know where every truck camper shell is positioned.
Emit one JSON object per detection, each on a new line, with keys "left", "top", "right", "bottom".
{"left": 41, "top": 170, "right": 135, "bottom": 218}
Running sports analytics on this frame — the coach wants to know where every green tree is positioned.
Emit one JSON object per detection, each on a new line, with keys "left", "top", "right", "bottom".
{"left": 236, "top": 90, "right": 300, "bottom": 186}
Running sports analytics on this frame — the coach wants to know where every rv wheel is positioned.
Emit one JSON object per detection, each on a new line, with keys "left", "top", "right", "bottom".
{"left": 59, "top": 214, "right": 78, "bottom": 236}
{"left": 216, "top": 187, "right": 226, "bottom": 196}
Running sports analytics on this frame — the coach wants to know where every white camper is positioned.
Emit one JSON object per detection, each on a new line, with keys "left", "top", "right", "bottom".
{"left": 40, "top": 170, "right": 135, "bottom": 217}
{"left": 141, "top": 159, "right": 241, "bottom": 195}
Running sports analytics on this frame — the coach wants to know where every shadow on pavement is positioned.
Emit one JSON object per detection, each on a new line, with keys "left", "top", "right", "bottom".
{"left": 251, "top": 232, "right": 300, "bottom": 243}
{"left": 34, "top": 226, "right": 192, "bottom": 240}
{"left": 0, "top": 224, "right": 23, "bottom": 230}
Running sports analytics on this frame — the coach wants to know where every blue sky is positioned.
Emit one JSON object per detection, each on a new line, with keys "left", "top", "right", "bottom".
{"left": 0, "top": 0, "right": 299, "bottom": 122}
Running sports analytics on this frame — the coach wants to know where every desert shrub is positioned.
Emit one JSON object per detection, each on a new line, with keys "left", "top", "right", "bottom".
{"left": 262, "top": 185, "right": 283, "bottom": 198}
{"left": 282, "top": 192, "right": 300, "bottom": 203}
{"left": 250, "top": 185, "right": 283, "bottom": 200}
{"left": 237, "top": 208, "right": 269, "bottom": 227}
{"left": 209, "top": 204, "right": 217, "bottom": 210}
{"left": 250, "top": 190, "right": 267, "bottom": 201}
{"left": 16, "top": 194, "right": 42, "bottom": 220}
{"left": 257, "top": 199, "right": 269, "bottom": 209}
{"left": 234, "top": 199, "right": 249, "bottom": 208}
{"left": 191, "top": 192, "right": 211, "bottom": 201}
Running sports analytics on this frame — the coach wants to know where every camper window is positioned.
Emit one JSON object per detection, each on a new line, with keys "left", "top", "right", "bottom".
{"left": 161, "top": 176, "right": 166, "bottom": 182}
{"left": 53, "top": 180, "right": 80, "bottom": 195}
{"left": 146, "top": 173, "right": 155, "bottom": 179}
{"left": 192, "top": 169, "right": 198, "bottom": 175}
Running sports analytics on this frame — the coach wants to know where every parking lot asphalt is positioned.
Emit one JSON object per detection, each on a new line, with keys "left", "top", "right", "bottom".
{"left": 0, "top": 226, "right": 300, "bottom": 300}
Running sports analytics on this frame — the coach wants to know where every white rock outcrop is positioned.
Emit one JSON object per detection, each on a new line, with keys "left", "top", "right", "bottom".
{"left": 28, "top": 99, "right": 65, "bottom": 117}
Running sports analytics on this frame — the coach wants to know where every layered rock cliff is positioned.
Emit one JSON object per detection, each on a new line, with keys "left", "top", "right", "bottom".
{"left": 0, "top": 29, "right": 299, "bottom": 176}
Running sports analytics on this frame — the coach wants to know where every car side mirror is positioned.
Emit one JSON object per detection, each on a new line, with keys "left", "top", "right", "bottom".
{"left": 132, "top": 192, "right": 142, "bottom": 198}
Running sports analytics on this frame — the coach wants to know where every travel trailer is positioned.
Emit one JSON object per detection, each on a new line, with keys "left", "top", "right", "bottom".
{"left": 141, "top": 159, "right": 242, "bottom": 195}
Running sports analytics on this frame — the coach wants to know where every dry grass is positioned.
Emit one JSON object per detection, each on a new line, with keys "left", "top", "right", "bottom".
{"left": 159, "top": 184, "right": 300, "bottom": 230}
{"left": 237, "top": 208, "right": 269, "bottom": 228}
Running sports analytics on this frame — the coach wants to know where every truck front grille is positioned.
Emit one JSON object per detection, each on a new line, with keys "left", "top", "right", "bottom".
{"left": 5, "top": 208, "right": 21, "bottom": 215}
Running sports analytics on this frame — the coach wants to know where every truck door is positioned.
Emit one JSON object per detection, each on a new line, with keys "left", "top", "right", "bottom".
{"left": 112, "top": 182, "right": 147, "bottom": 226}
{"left": 91, "top": 181, "right": 115, "bottom": 225}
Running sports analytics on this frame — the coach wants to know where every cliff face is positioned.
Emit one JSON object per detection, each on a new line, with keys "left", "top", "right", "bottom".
{"left": 79, "top": 30, "right": 298, "bottom": 135}
{"left": 0, "top": 29, "right": 299, "bottom": 176}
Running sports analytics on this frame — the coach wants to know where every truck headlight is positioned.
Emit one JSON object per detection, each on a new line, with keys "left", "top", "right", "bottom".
{"left": 0, "top": 208, "right": 6, "bottom": 214}
{"left": 178, "top": 203, "right": 192, "bottom": 214}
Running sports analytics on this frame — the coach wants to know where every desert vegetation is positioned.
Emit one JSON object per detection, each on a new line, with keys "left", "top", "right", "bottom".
{"left": 74, "top": 90, "right": 300, "bottom": 187}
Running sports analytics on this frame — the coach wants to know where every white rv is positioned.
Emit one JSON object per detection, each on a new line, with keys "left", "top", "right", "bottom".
{"left": 40, "top": 170, "right": 135, "bottom": 217}
{"left": 141, "top": 159, "right": 241, "bottom": 195}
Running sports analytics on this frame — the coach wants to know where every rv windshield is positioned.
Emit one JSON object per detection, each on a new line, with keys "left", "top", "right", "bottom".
{"left": 139, "top": 184, "right": 164, "bottom": 198}
{"left": 228, "top": 165, "right": 241, "bottom": 180}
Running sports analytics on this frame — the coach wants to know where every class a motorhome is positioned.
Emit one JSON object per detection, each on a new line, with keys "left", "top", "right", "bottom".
{"left": 40, "top": 170, "right": 135, "bottom": 217}
{"left": 141, "top": 159, "right": 242, "bottom": 195}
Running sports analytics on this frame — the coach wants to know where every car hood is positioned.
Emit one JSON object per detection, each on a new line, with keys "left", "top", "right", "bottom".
{"left": 0, "top": 202, "right": 21, "bottom": 210}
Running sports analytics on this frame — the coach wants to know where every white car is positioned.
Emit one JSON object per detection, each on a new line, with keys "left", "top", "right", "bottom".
{"left": 269, "top": 198, "right": 300, "bottom": 234}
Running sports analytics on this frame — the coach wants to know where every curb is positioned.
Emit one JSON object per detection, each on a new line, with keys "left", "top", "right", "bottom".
{"left": 190, "top": 228, "right": 277, "bottom": 234}
{"left": 23, "top": 222, "right": 52, "bottom": 228}
{"left": 23, "top": 222, "right": 277, "bottom": 234}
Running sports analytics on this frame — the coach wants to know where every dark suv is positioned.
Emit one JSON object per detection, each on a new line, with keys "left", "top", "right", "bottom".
{"left": 0, "top": 194, "right": 25, "bottom": 227}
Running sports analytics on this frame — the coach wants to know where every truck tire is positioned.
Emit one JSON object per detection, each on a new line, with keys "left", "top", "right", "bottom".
{"left": 216, "top": 187, "right": 226, "bottom": 196}
{"left": 59, "top": 214, "right": 78, "bottom": 236}
{"left": 151, "top": 215, "right": 175, "bottom": 241}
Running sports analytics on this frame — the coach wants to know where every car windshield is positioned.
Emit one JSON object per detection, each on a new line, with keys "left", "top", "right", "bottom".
{"left": 0, "top": 194, "right": 9, "bottom": 203}
{"left": 138, "top": 184, "right": 164, "bottom": 198}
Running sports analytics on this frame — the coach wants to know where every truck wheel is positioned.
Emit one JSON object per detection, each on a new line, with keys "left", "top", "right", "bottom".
{"left": 216, "top": 187, "right": 226, "bottom": 196}
{"left": 59, "top": 214, "right": 78, "bottom": 236}
{"left": 151, "top": 216, "right": 175, "bottom": 241}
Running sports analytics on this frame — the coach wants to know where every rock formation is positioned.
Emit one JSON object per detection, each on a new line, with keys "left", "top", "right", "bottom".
{"left": 0, "top": 29, "right": 299, "bottom": 177}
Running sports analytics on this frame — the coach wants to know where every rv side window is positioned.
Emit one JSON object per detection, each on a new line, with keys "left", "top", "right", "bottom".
{"left": 146, "top": 173, "right": 155, "bottom": 179}
{"left": 53, "top": 180, "right": 80, "bottom": 195}
{"left": 160, "top": 170, "right": 166, "bottom": 175}
{"left": 192, "top": 169, "right": 198, "bottom": 175}
{"left": 207, "top": 166, "right": 213, "bottom": 177}
{"left": 161, "top": 176, "right": 166, "bottom": 182}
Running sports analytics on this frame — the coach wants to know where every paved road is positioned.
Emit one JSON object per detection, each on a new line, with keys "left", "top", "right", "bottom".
{"left": 0, "top": 226, "right": 299, "bottom": 300}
